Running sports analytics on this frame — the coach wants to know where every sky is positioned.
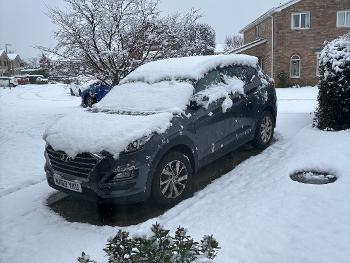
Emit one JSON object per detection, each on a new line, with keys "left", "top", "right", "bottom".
{"left": 0, "top": 0, "right": 284, "bottom": 60}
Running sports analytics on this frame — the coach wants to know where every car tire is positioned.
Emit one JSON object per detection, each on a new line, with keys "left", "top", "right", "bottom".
{"left": 85, "top": 95, "right": 96, "bottom": 108}
{"left": 9, "top": 83, "right": 15, "bottom": 87}
{"left": 151, "top": 152, "right": 192, "bottom": 207}
{"left": 252, "top": 110, "right": 275, "bottom": 149}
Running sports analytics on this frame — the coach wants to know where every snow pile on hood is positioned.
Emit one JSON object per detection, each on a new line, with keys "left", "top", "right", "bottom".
{"left": 43, "top": 110, "right": 173, "bottom": 157}
{"left": 320, "top": 32, "right": 350, "bottom": 74}
{"left": 121, "top": 55, "right": 258, "bottom": 84}
{"left": 95, "top": 81, "right": 194, "bottom": 114}
{"left": 193, "top": 76, "right": 245, "bottom": 112}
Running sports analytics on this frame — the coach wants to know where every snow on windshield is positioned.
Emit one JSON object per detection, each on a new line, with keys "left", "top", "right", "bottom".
{"left": 121, "top": 55, "right": 258, "bottom": 84}
{"left": 95, "top": 81, "right": 194, "bottom": 114}
{"left": 193, "top": 76, "right": 245, "bottom": 112}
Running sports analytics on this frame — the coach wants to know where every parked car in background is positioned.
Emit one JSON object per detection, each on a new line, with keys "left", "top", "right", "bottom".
{"left": 36, "top": 76, "right": 49, "bottom": 84}
{"left": 0, "top": 76, "right": 18, "bottom": 87}
{"left": 69, "top": 76, "right": 97, "bottom": 96}
{"left": 14, "top": 76, "right": 30, "bottom": 85}
{"left": 27, "top": 75, "right": 45, "bottom": 84}
{"left": 81, "top": 81, "right": 113, "bottom": 107}
{"left": 43, "top": 54, "right": 277, "bottom": 206}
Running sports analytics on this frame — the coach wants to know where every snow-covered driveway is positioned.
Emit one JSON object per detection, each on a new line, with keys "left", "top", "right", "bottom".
{"left": 1, "top": 85, "right": 349, "bottom": 263}
{"left": 0, "top": 84, "right": 80, "bottom": 196}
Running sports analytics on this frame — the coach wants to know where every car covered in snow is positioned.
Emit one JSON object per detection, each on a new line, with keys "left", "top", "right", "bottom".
{"left": 81, "top": 81, "right": 113, "bottom": 107}
{"left": 0, "top": 76, "right": 18, "bottom": 87}
{"left": 43, "top": 54, "right": 277, "bottom": 206}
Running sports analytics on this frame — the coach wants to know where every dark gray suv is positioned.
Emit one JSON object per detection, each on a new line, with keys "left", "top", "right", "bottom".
{"left": 44, "top": 55, "right": 277, "bottom": 206}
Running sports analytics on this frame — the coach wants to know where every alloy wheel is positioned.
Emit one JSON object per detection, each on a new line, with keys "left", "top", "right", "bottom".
{"left": 160, "top": 160, "right": 188, "bottom": 199}
{"left": 260, "top": 115, "right": 273, "bottom": 144}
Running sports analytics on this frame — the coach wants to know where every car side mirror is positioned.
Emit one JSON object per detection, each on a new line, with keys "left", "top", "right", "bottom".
{"left": 189, "top": 99, "right": 201, "bottom": 110}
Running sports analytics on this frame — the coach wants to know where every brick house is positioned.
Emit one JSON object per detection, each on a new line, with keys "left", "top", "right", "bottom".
{"left": 233, "top": 0, "right": 350, "bottom": 86}
{"left": 8, "top": 53, "right": 22, "bottom": 75}
{"left": 0, "top": 50, "right": 9, "bottom": 76}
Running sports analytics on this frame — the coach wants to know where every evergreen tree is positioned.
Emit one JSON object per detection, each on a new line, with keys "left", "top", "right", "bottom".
{"left": 314, "top": 33, "right": 350, "bottom": 130}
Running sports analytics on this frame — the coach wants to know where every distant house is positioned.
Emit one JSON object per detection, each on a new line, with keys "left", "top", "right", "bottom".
{"left": 233, "top": 0, "right": 350, "bottom": 86}
{"left": 7, "top": 53, "right": 22, "bottom": 75}
{"left": 0, "top": 51, "right": 22, "bottom": 76}
{"left": 0, "top": 50, "right": 8, "bottom": 76}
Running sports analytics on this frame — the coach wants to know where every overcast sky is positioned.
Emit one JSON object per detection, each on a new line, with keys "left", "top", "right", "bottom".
{"left": 0, "top": 0, "right": 284, "bottom": 60}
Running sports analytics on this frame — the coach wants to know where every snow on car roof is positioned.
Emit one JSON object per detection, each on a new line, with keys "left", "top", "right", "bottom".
{"left": 121, "top": 54, "right": 258, "bottom": 84}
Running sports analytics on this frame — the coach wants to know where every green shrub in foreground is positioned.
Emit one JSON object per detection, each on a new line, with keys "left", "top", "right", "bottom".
{"left": 78, "top": 223, "right": 220, "bottom": 263}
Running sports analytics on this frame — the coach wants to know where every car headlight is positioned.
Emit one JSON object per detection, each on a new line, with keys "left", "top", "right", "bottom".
{"left": 125, "top": 135, "right": 153, "bottom": 153}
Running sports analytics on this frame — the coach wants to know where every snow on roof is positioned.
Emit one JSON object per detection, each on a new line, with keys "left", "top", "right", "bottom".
{"left": 231, "top": 39, "right": 267, "bottom": 54}
{"left": 240, "top": 0, "right": 302, "bottom": 33}
{"left": 121, "top": 54, "right": 258, "bottom": 84}
{"left": 7, "top": 53, "right": 19, "bottom": 60}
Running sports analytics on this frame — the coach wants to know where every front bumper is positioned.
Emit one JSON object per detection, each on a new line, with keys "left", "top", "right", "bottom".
{"left": 44, "top": 149, "right": 154, "bottom": 204}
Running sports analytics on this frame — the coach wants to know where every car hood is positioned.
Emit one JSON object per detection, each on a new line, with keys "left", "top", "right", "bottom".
{"left": 43, "top": 109, "right": 173, "bottom": 158}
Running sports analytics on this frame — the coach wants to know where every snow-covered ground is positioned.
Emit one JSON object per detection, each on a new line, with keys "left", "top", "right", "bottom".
{"left": 1, "top": 85, "right": 349, "bottom": 263}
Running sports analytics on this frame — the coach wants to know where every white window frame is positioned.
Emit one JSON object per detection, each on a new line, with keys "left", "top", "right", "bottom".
{"left": 290, "top": 55, "right": 301, "bottom": 79}
{"left": 337, "top": 11, "right": 350, "bottom": 27}
{"left": 291, "top": 12, "right": 311, "bottom": 30}
{"left": 316, "top": 52, "right": 321, "bottom": 77}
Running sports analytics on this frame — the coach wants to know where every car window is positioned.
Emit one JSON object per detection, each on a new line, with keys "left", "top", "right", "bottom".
{"left": 194, "top": 70, "right": 222, "bottom": 93}
{"left": 220, "top": 66, "right": 246, "bottom": 81}
{"left": 221, "top": 66, "right": 260, "bottom": 93}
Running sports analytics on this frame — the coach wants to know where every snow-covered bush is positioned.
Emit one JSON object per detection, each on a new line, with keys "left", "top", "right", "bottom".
{"left": 314, "top": 33, "right": 350, "bottom": 130}
{"left": 276, "top": 71, "right": 289, "bottom": 88}
{"left": 79, "top": 223, "right": 220, "bottom": 263}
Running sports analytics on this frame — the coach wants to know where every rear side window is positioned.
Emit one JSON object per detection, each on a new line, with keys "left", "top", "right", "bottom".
{"left": 220, "top": 66, "right": 257, "bottom": 83}
{"left": 221, "top": 65, "right": 260, "bottom": 93}
{"left": 195, "top": 70, "right": 222, "bottom": 93}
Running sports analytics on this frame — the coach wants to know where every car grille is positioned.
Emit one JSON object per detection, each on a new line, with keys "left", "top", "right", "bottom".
{"left": 46, "top": 146, "right": 98, "bottom": 179}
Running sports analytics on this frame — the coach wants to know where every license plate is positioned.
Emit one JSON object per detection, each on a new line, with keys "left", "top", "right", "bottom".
{"left": 53, "top": 174, "right": 82, "bottom": 193}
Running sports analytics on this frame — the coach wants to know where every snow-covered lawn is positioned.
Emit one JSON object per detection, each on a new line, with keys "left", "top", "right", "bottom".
{"left": 1, "top": 85, "right": 349, "bottom": 263}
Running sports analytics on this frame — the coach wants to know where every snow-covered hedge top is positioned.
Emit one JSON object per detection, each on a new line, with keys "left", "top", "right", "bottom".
{"left": 95, "top": 81, "right": 194, "bottom": 113}
{"left": 320, "top": 33, "right": 350, "bottom": 75}
{"left": 121, "top": 54, "right": 258, "bottom": 84}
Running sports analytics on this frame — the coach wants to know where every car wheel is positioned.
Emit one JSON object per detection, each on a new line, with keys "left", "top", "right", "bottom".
{"left": 252, "top": 110, "right": 274, "bottom": 149}
{"left": 9, "top": 83, "right": 15, "bottom": 87}
{"left": 152, "top": 152, "right": 192, "bottom": 206}
{"left": 85, "top": 95, "right": 96, "bottom": 108}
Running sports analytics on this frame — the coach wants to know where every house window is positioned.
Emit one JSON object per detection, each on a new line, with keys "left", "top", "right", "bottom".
{"left": 290, "top": 55, "right": 301, "bottom": 78}
{"left": 256, "top": 25, "right": 261, "bottom": 39}
{"left": 291, "top": 12, "right": 310, "bottom": 29}
{"left": 316, "top": 52, "right": 321, "bottom": 77}
{"left": 337, "top": 11, "right": 350, "bottom": 27}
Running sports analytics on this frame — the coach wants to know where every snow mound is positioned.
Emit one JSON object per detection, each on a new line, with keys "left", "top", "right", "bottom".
{"left": 95, "top": 81, "right": 194, "bottom": 114}
{"left": 43, "top": 110, "right": 173, "bottom": 157}
{"left": 121, "top": 54, "right": 258, "bottom": 84}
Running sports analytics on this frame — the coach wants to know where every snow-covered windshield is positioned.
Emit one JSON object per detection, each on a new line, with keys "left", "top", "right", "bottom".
{"left": 94, "top": 81, "right": 194, "bottom": 114}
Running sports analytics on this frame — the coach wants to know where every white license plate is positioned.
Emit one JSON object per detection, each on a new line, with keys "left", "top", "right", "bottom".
{"left": 53, "top": 174, "right": 82, "bottom": 193}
